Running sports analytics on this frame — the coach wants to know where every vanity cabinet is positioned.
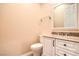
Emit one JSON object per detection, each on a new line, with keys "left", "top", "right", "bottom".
{"left": 40, "top": 36, "right": 55, "bottom": 56}
{"left": 40, "top": 35, "right": 79, "bottom": 56}
{"left": 56, "top": 39, "right": 79, "bottom": 56}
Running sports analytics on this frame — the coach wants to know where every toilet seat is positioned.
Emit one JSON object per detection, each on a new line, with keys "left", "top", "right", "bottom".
{"left": 31, "top": 43, "right": 42, "bottom": 48}
{"left": 31, "top": 43, "right": 43, "bottom": 56}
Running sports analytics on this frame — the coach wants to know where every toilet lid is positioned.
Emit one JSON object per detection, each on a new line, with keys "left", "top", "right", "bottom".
{"left": 31, "top": 43, "right": 43, "bottom": 49}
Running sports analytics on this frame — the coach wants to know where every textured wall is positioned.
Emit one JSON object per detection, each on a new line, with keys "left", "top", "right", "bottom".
{"left": 0, "top": 4, "right": 41, "bottom": 55}
{"left": 0, "top": 3, "right": 53, "bottom": 55}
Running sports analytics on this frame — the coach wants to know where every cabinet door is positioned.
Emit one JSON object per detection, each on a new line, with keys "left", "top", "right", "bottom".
{"left": 40, "top": 36, "right": 55, "bottom": 56}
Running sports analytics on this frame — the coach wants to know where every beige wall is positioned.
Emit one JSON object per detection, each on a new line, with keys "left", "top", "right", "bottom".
{"left": 39, "top": 4, "right": 54, "bottom": 34}
{"left": 0, "top": 4, "right": 41, "bottom": 55}
{"left": 0, "top": 3, "right": 53, "bottom": 55}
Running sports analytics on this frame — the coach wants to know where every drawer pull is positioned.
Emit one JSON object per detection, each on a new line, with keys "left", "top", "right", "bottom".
{"left": 64, "top": 54, "right": 67, "bottom": 56}
{"left": 64, "top": 44, "right": 66, "bottom": 46}
{"left": 53, "top": 40, "right": 55, "bottom": 47}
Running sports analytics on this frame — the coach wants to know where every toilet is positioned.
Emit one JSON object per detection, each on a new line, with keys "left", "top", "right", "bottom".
{"left": 31, "top": 43, "right": 43, "bottom": 56}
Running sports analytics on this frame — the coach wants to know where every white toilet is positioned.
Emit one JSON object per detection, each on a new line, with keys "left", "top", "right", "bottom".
{"left": 31, "top": 43, "right": 43, "bottom": 56}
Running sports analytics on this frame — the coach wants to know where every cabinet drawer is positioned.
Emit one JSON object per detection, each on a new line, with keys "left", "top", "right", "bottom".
{"left": 56, "top": 39, "right": 79, "bottom": 54}
{"left": 56, "top": 47, "right": 79, "bottom": 56}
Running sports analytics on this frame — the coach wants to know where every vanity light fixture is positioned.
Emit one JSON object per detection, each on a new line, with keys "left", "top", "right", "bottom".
{"left": 49, "top": 16, "right": 51, "bottom": 20}
{"left": 40, "top": 19, "right": 43, "bottom": 22}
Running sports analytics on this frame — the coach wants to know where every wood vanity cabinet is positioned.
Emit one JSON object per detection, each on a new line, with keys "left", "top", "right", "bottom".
{"left": 56, "top": 39, "right": 79, "bottom": 56}
{"left": 40, "top": 35, "right": 79, "bottom": 56}
{"left": 40, "top": 36, "right": 56, "bottom": 56}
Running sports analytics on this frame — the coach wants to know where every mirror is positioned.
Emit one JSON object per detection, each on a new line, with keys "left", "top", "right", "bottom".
{"left": 53, "top": 3, "right": 78, "bottom": 28}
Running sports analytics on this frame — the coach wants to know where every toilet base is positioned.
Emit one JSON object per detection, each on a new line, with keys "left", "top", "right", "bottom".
{"left": 32, "top": 49, "right": 42, "bottom": 56}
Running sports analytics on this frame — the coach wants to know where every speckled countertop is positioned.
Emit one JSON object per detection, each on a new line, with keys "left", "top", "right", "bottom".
{"left": 40, "top": 34, "right": 79, "bottom": 43}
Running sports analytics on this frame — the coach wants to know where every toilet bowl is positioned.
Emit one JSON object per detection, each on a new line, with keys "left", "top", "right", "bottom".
{"left": 31, "top": 43, "right": 43, "bottom": 56}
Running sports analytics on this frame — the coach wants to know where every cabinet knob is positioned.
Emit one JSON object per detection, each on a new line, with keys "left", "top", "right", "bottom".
{"left": 64, "top": 44, "right": 66, "bottom": 46}
{"left": 64, "top": 54, "right": 67, "bottom": 56}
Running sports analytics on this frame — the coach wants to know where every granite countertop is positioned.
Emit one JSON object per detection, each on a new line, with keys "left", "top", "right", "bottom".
{"left": 40, "top": 34, "right": 79, "bottom": 43}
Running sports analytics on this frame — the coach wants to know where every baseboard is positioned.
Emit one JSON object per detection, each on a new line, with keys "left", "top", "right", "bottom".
{"left": 21, "top": 51, "right": 33, "bottom": 56}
